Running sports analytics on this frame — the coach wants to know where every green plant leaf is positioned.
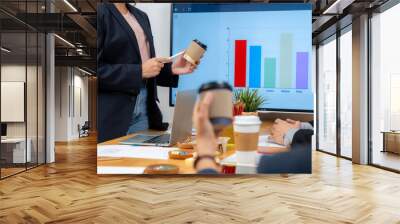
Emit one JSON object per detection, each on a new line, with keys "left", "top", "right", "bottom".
{"left": 233, "top": 88, "right": 266, "bottom": 112}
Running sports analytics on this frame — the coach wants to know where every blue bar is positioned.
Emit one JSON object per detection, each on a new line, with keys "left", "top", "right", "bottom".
{"left": 249, "top": 46, "right": 261, "bottom": 88}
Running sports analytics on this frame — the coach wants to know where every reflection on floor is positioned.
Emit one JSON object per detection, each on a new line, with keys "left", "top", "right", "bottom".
{"left": 373, "top": 150, "right": 400, "bottom": 171}
{"left": 0, "top": 162, "right": 43, "bottom": 178}
{"left": 1, "top": 167, "right": 26, "bottom": 177}
{"left": 0, "top": 135, "right": 400, "bottom": 223}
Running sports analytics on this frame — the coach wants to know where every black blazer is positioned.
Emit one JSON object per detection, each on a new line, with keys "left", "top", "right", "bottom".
{"left": 257, "top": 129, "right": 313, "bottom": 174}
{"left": 97, "top": 3, "right": 178, "bottom": 143}
{"left": 256, "top": 122, "right": 314, "bottom": 174}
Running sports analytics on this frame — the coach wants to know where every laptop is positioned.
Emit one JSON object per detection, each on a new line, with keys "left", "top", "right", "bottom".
{"left": 120, "top": 90, "right": 197, "bottom": 146}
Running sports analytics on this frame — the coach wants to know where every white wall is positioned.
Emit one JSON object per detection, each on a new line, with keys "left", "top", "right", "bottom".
{"left": 54, "top": 67, "right": 89, "bottom": 141}
{"left": 72, "top": 73, "right": 89, "bottom": 138}
{"left": 135, "top": 3, "right": 174, "bottom": 123}
{"left": 55, "top": 67, "right": 69, "bottom": 141}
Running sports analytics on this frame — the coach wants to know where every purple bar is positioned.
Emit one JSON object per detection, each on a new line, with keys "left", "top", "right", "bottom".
{"left": 296, "top": 52, "right": 308, "bottom": 89}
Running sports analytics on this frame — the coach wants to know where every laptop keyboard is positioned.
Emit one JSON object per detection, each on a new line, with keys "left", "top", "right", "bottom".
{"left": 144, "top": 134, "right": 171, "bottom": 144}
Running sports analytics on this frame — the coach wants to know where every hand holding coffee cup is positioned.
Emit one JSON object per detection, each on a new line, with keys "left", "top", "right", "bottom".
{"left": 193, "top": 92, "right": 220, "bottom": 172}
{"left": 171, "top": 39, "right": 206, "bottom": 75}
{"left": 172, "top": 55, "right": 197, "bottom": 75}
{"left": 198, "top": 81, "right": 233, "bottom": 134}
{"left": 193, "top": 92, "right": 218, "bottom": 157}
{"left": 183, "top": 39, "right": 207, "bottom": 65}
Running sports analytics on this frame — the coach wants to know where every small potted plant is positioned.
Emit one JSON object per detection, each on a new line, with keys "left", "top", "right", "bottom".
{"left": 234, "top": 89, "right": 266, "bottom": 116}
{"left": 220, "top": 89, "right": 265, "bottom": 144}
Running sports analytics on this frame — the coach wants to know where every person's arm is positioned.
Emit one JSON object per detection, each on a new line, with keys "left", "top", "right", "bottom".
{"left": 282, "top": 119, "right": 313, "bottom": 146}
{"left": 291, "top": 129, "right": 313, "bottom": 145}
{"left": 140, "top": 13, "right": 179, "bottom": 88}
{"left": 300, "top": 122, "right": 313, "bottom": 130}
{"left": 257, "top": 143, "right": 312, "bottom": 174}
{"left": 157, "top": 62, "right": 179, "bottom": 88}
{"left": 192, "top": 93, "right": 220, "bottom": 174}
{"left": 198, "top": 168, "right": 219, "bottom": 174}
{"left": 97, "top": 5, "right": 143, "bottom": 94}
{"left": 259, "top": 127, "right": 313, "bottom": 174}
{"left": 97, "top": 63, "right": 143, "bottom": 94}
{"left": 196, "top": 157, "right": 219, "bottom": 174}
{"left": 98, "top": 6, "right": 164, "bottom": 94}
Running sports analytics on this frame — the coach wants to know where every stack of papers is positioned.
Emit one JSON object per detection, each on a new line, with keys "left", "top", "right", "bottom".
{"left": 258, "top": 135, "right": 286, "bottom": 148}
{"left": 97, "top": 145, "right": 176, "bottom": 160}
{"left": 97, "top": 166, "right": 146, "bottom": 174}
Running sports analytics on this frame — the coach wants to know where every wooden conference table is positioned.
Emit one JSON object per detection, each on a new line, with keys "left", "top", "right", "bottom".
{"left": 97, "top": 121, "right": 287, "bottom": 174}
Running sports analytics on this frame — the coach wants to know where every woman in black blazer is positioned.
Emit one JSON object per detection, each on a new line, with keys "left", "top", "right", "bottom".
{"left": 97, "top": 3, "right": 196, "bottom": 143}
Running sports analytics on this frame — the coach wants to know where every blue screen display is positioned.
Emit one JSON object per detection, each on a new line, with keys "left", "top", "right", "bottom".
{"left": 171, "top": 3, "right": 313, "bottom": 111}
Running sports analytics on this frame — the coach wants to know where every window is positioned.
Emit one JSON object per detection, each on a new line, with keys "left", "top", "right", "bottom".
{"left": 339, "top": 28, "right": 352, "bottom": 158}
{"left": 317, "top": 36, "right": 337, "bottom": 154}
{"left": 370, "top": 3, "right": 400, "bottom": 171}
{"left": 0, "top": 1, "right": 46, "bottom": 179}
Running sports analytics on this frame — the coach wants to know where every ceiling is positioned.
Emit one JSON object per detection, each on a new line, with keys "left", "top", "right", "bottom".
{"left": 0, "top": 0, "right": 98, "bottom": 72}
{"left": 0, "top": 0, "right": 393, "bottom": 74}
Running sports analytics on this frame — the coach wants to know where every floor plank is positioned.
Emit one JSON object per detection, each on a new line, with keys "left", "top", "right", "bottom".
{"left": 0, "top": 135, "right": 399, "bottom": 224}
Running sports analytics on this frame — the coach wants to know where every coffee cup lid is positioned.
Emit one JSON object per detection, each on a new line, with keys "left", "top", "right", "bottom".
{"left": 234, "top": 115, "right": 261, "bottom": 125}
{"left": 198, "top": 81, "right": 232, "bottom": 93}
{"left": 194, "top": 39, "right": 207, "bottom": 50}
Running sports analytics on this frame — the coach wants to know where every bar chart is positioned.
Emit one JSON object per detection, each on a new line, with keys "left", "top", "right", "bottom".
{"left": 232, "top": 32, "right": 309, "bottom": 90}
{"left": 172, "top": 6, "right": 313, "bottom": 111}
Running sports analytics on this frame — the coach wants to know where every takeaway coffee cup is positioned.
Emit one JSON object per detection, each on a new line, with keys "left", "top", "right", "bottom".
{"left": 198, "top": 81, "right": 233, "bottom": 133}
{"left": 183, "top": 39, "right": 207, "bottom": 65}
{"left": 234, "top": 115, "right": 262, "bottom": 174}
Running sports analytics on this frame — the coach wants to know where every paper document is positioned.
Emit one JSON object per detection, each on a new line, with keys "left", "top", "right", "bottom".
{"left": 97, "top": 166, "right": 145, "bottom": 174}
{"left": 258, "top": 135, "right": 286, "bottom": 148}
{"left": 97, "top": 145, "right": 176, "bottom": 160}
{"left": 221, "top": 135, "right": 285, "bottom": 166}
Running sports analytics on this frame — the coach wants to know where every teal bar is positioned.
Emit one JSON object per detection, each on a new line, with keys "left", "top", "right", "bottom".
{"left": 264, "top": 58, "right": 276, "bottom": 88}
{"left": 279, "top": 33, "right": 293, "bottom": 89}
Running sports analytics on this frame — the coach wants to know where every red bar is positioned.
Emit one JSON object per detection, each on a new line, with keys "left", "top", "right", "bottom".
{"left": 234, "top": 40, "right": 247, "bottom": 87}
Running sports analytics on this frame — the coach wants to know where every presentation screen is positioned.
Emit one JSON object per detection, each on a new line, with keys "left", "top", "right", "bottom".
{"left": 171, "top": 3, "right": 313, "bottom": 111}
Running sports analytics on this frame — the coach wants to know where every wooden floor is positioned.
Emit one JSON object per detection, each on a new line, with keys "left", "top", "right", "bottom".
{"left": 372, "top": 151, "right": 400, "bottom": 171}
{"left": 1, "top": 135, "right": 400, "bottom": 224}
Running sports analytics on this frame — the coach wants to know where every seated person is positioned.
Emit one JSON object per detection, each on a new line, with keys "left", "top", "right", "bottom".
{"left": 193, "top": 93, "right": 313, "bottom": 174}
{"left": 270, "top": 118, "right": 313, "bottom": 146}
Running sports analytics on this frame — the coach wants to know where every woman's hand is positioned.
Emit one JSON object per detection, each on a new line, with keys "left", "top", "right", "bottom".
{"left": 270, "top": 119, "right": 297, "bottom": 145}
{"left": 172, "top": 55, "right": 198, "bottom": 75}
{"left": 285, "top": 119, "right": 301, "bottom": 129}
{"left": 193, "top": 93, "right": 218, "bottom": 157}
{"left": 142, "top": 58, "right": 164, "bottom": 78}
